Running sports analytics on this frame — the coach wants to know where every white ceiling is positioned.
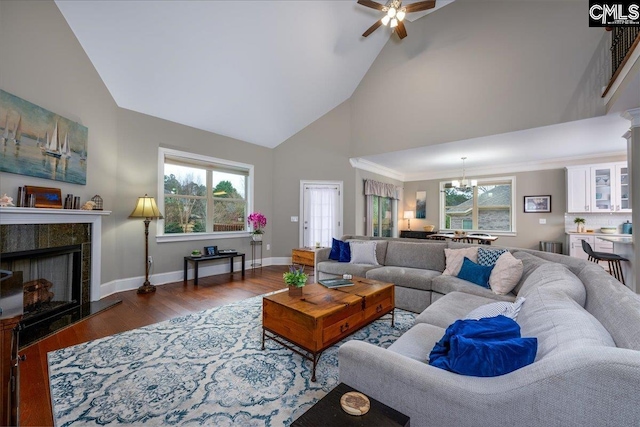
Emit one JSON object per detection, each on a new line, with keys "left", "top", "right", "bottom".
{"left": 55, "top": 0, "right": 637, "bottom": 180}
{"left": 55, "top": 0, "right": 452, "bottom": 149}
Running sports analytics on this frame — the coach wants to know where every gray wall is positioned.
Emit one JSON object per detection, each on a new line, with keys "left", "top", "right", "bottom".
{"left": 350, "top": 0, "right": 605, "bottom": 157}
{"left": 403, "top": 169, "right": 567, "bottom": 250}
{"left": 272, "top": 100, "right": 355, "bottom": 258}
{"left": 0, "top": 0, "right": 120, "bottom": 283}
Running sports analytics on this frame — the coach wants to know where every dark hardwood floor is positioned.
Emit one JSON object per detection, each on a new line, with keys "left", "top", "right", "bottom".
{"left": 19, "top": 266, "right": 289, "bottom": 427}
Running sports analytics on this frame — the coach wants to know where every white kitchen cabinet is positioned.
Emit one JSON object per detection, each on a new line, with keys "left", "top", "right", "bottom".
{"left": 569, "top": 235, "right": 594, "bottom": 259}
{"left": 566, "top": 162, "right": 629, "bottom": 213}
{"left": 566, "top": 167, "right": 590, "bottom": 213}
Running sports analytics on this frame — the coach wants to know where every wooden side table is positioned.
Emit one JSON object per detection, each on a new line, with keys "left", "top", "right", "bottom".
{"left": 292, "top": 247, "right": 319, "bottom": 277}
{"left": 291, "top": 382, "right": 410, "bottom": 426}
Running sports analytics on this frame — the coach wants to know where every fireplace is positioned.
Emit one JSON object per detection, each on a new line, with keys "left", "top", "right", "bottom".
{"left": 1, "top": 245, "right": 82, "bottom": 327}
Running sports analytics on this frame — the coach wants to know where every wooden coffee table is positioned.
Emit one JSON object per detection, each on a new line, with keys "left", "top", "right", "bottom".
{"left": 262, "top": 277, "right": 394, "bottom": 381}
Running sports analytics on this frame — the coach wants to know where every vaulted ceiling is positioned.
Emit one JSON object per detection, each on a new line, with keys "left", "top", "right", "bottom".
{"left": 55, "top": 0, "right": 452, "bottom": 149}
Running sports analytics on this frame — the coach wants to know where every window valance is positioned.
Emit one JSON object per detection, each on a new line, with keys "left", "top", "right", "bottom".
{"left": 364, "top": 179, "right": 399, "bottom": 199}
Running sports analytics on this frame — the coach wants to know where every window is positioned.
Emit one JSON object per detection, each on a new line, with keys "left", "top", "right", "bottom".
{"left": 158, "top": 148, "right": 254, "bottom": 241}
{"left": 440, "top": 177, "right": 515, "bottom": 233}
{"left": 372, "top": 196, "right": 395, "bottom": 237}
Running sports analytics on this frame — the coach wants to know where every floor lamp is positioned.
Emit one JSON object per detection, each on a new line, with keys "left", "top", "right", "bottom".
{"left": 129, "top": 194, "right": 163, "bottom": 294}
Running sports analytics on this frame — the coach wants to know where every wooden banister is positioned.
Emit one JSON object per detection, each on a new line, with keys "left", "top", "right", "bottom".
{"left": 602, "top": 27, "right": 640, "bottom": 98}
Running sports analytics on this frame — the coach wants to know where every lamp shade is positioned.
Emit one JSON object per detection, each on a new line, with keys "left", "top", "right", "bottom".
{"left": 403, "top": 211, "right": 414, "bottom": 220}
{"left": 129, "top": 194, "right": 164, "bottom": 219}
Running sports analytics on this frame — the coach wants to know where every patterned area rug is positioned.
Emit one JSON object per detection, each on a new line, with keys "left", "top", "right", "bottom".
{"left": 48, "top": 294, "right": 416, "bottom": 426}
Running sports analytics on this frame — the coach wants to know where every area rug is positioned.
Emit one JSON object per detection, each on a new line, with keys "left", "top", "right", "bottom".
{"left": 48, "top": 294, "right": 416, "bottom": 426}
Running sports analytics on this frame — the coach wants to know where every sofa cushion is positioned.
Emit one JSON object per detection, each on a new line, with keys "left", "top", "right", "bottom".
{"left": 489, "top": 252, "right": 524, "bottom": 295}
{"left": 348, "top": 240, "right": 379, "bottom": 265}
{"left": 457, "top": 257, "right": 493, "bottom": 288}
{"left": 443, "top": 247, "right": 478, "bottom": 276}
{"left": 518, "top": 287, "right": 615, "bottom": 361}
{"left": 415, "top": 291, "right": 501, "bottom": 329}
{"left": 431, "top": 275, "right": 515, "bottom": 303}
{"left": 384, "top": 241, "right": 446, "bottom": 271}
{"left": 511, "top": 251, "right": 552, "bottom": 294}
{"left": 371, "top": 240, "right": 389, "bottom": 265}
{"left": 517, "top": 262, "right": 586, "bottom": 307}
{"left": 339, "top": 240, "right": 351, "bottom": 262}
{"left": 464, "top": 297, "right": 526, "bottom": 320}
{"left": 388, "top": 322, "right": 445, "bottom": 363}
{"left": 477, "top": 247, "right": 508, "bottom": 266}
{"left": 366, "top": 266, "right": 440, "bottom": 291}
{"left": 317, "top": 261, "right": 378, "bottom": 278}
{"left": 329, "top": 238, "right": 342, "bottom": 261}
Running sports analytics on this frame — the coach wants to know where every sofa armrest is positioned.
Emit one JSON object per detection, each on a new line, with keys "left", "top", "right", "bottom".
{"left": 338, "top": 340, "right": 640, "bottom": 427}
{"left": 316, "top": 247, "right": 331, "bottom": 263}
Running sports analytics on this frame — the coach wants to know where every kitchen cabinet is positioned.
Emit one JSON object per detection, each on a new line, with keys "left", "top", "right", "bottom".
{"left": 566, "top": 162, "right": 630, "bottom": 213}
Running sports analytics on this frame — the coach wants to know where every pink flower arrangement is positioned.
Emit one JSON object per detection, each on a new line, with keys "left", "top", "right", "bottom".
{"left": 247, "top": 212, "right": 267, "bottom": 234}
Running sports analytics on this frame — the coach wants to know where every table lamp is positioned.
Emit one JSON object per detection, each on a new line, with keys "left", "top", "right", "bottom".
{"left": 403, "top": 211, "right": 414, "bottom": 231}
{"left": 129, "top": 194, "right": 163, "bottom": 294}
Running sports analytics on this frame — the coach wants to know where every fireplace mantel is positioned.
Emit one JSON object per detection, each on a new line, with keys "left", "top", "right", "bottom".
{"left": 0, "top": 207, "right": 111, "bottom": 301}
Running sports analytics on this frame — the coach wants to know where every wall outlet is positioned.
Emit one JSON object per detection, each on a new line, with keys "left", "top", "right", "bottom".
{"left": 266, "top": 244, "right": 270, "bottom": 250}
{"left": 291, "top": 216, "right": 298, "bottom": 222}
{"left": 539, "top": 218, "right": 546, "bottom": 224}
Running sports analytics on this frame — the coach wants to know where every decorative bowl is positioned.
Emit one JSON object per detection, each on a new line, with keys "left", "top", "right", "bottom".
{"left": 423, "top": 225, "right": 435, "bottom": 232}
{"left": 600, "top": 227, "right": 617, "bottom": 234}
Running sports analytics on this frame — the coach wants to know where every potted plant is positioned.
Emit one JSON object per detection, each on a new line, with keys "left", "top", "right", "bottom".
{"left": 247, "top": 212, "right": 267, "bottom": 241}
{"left": 191, "top": 249, "right": 202, "bottom": 257}
{"left": 574, "top": 217, "right": 586, "bottom": 233}
{"left": 283, "top": 265, "right": 307, "bottom": 296}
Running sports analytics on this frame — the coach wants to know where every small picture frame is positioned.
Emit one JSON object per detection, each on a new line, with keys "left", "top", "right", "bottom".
{"left": 524, "top": 195, "right": 551, "bottom": 213}
{"left": 204, "top": 246, "right": 217, "bottom": 256}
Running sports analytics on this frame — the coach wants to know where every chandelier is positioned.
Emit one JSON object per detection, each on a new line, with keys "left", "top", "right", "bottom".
{"left": 450, "top": 157, "right": 477, "bottom": 189}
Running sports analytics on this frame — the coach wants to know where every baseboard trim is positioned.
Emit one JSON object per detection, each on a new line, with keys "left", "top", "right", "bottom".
{"left": 98, "top": 256, "right": 293, "bottom": 299}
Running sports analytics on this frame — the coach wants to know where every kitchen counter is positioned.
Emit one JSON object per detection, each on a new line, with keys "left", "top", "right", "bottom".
{"left": 597, "top": 236, "right": 633, "bottom": 244}
{"left": 566, "top": 232, "right": 630, "bottom": 237}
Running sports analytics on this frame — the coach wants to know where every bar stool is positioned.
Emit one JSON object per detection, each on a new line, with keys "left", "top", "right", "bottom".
{"left": 581, "top": 239, "right": 628, "bottom": 284}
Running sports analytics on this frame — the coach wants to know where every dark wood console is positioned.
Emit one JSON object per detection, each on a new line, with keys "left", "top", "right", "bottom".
{"left": 400, "top": 230, "right": 437, "bottom": 239}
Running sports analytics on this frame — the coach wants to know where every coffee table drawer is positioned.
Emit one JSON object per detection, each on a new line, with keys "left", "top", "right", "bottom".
{"left": 364, "top": 296, "right": 393, "bottom": 320}
{"left": 323, "top": 311, "right": 364, "bottom": 344}
{"left": 364, "top": 287, "right": 394, "bottom": 307}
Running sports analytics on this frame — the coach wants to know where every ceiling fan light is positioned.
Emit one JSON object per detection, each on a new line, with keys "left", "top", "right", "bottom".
{"left": 387, "top": 7, "right": 397, "bottom": 18}
{"left": 397, "top": 10, "right": 406, "bottom": 21}
{"left": 381, "top": 15, "right": 391, "bottom": 26}
{"left": 390, "top": 18, "right": 398, "bottom": 28}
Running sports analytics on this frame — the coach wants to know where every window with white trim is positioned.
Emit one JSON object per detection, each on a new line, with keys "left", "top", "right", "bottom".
{"left": 158, "top": 148, "right": 253, "bottom": 239}
{"left": 440, "top": 177, "right": 515, "bottom": 233}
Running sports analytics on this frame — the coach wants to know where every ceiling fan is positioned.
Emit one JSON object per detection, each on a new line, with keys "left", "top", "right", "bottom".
{"left": 358, "top": 0, "right": 436, "bottom": 39}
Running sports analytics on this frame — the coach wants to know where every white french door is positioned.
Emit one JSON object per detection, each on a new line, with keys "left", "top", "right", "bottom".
{"left": 300, "top": 181, "right": 343, "bottom": 248}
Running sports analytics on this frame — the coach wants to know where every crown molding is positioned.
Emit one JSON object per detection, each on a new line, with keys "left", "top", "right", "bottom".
{"left": 622, "top": 108, "right": 640, "bottom": 127}
{"left": 354, "top": 151, "right": 627, "bottom": 183}
{"left": 349, "top": 158, "right": 406, "bottom": 181}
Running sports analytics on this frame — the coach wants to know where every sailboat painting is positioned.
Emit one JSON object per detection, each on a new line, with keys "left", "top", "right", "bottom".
{"left": 0, "top": 89, "right": 87, "bottom": 185}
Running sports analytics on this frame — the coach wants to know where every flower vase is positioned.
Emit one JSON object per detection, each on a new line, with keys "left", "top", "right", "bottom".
{"left": 288, "top": 286, "right": 303, "bottom": 297}
{"left": 252, "top": 233, "right": 263, "bottom": 242}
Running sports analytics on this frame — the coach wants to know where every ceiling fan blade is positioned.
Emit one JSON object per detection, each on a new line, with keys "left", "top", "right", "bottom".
{"left": 404, "top": 0, "right": 436, "bottom": 13}
{"left": 363, "top": 19, "right": 383, "bottom": 37}
{"left": 357, "top": 0, "right": 386, "bottom": 11}
{"left": 396, "top": 21, "right": 408, "bottom": 39}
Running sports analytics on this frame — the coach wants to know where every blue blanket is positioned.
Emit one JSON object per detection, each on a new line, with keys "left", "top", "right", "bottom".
{"left": 429, "top": 315, "right": 537, "bottom": 377}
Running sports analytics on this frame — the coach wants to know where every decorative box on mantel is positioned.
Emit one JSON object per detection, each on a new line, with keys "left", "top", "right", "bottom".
{"left": 0, "top": 207, "right": 110, "bottom": 302}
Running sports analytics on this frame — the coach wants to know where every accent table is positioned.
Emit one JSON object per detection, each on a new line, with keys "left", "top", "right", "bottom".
{"left": 291, "top": 382, "right": 410, "bottom": 427}
{"left": 183, "top": 253, "right": 245, "bottom": 285}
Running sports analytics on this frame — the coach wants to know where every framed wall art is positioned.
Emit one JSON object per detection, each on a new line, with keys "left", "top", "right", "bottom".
{"left": 0, "top": 89, "right": 88, "bottom": 185}
{"left": 524, "top": 195, "right": 551, "bottom": 213}
{"left": 416, "top": 191, "right": 426, "bottom": 219}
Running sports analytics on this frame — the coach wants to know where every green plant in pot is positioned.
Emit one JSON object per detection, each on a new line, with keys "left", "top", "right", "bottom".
{"left": 191, "top": 249, "right": 202, "bottom": 257}
{"left": 574, "top": 217, "right": 586, "bottom": 233}
{"left": 283, "top": 265, "right": 307, "bottom": 297}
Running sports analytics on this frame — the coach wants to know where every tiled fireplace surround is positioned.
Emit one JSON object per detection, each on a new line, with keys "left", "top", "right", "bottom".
{"left": 0, "top": 208, "right": 108, "bottom": 303}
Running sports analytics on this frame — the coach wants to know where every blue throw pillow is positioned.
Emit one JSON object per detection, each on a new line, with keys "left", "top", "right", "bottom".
{"left": 477, "top": 248, "right": 508, "bottom": 266}
{"left": 457, "top": 257, "right": 493, "bottom": 288}
{"left": 329, "top": 238, "right": 342, "bottom": 261}
{"left": 429, "top": 316, "right": 537, "bottom": 377}
{"left": 339, "top": 240, "right": 351, "bottom": 263}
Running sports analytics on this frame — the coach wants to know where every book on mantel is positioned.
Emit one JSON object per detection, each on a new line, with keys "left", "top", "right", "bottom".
{"left": 319, "top": 279, "right": 354, "bottom": 288}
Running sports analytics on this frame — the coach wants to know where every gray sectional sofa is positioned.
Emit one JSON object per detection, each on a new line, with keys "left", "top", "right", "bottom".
{"left": 318, "top": 236, "right": 640, "bottom": 426}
